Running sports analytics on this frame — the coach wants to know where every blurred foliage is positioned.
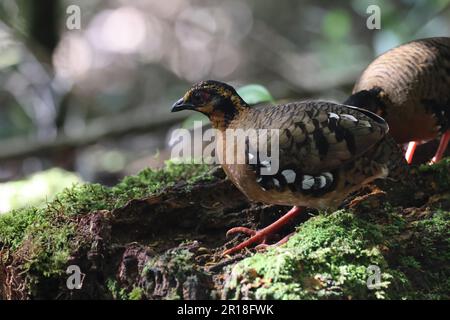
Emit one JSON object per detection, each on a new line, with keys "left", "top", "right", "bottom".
{"left": 322, "top": 9, "right": 351, "bottom": 40}
{"left": 0, "top": 168, "right": 81, "bottom": 213}
{"left": 0, "top": 0, "right": 449, "bottom": 183}
{"left": 182, "top": 112, "right": 210, "bottom": 130}
{"left": 237, "top": 84, "right": 275, "bottom": 105}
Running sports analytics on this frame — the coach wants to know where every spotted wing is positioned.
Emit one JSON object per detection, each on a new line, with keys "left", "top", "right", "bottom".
{"left": 240, "top": 100, "right": 389, "bottom": 193}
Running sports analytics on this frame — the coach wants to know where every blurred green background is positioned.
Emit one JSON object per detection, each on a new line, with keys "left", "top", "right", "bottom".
{"left": 0, "top": 0, "right": 449, "bottom": 212}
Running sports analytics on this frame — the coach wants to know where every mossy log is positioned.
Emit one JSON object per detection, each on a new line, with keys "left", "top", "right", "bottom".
{"left": 0, "top": 159, "right": 449, "bottom": 300}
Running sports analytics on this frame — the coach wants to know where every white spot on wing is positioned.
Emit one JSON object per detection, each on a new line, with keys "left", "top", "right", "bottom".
{"left": 322, "top": 172, "right": 333, "bottom": 180}
{"left": 328, "top": 112, "right": 340, "bottom": 120}
{"left": 281, "top": 170, "right": 296, "bottom": 184}
{"left": 341, "top": 114, "right": 358, "bottom": 122}
{"left": 273, "top": 178, "right": 280, "bottom": 188}
{"left": 302, "top": 175, "right": 315, "bottom": 189}
{"left": 315, "top": 176, "right": 327, "bottom": 188}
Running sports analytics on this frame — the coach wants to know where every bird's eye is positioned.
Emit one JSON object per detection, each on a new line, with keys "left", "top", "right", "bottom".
{"left": 192, "top": 91, "right": 209, "bottom": 103}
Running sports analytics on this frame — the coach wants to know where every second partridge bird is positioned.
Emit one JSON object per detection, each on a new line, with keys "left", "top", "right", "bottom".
{"left": 345, "top": 37, "right": 450, "bottom": 164}
{"left": 172, "top": 81, "right": 406, "bottom": 255}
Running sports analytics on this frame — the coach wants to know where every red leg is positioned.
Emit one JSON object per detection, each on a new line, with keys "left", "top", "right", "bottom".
{"left": 255, "top": 232, "right": 295, "bottom": 251}
{"left": 223, "top": 206, "right": 303, "bottom": 256}
{"left": 405, "top": 141, "right": 417, "bottom": 164}
{"left": 431, "top": 131, "right": 450, "bottom": 164}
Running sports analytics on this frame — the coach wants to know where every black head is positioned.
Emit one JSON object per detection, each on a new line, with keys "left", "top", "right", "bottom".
{"left": 171, "top": 80, "right": 248, "bottom": 124}
{"left": 344, "top": 87, "right": 387, "bottom": 117}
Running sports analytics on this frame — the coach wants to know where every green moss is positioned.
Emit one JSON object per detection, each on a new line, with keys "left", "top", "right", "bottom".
{"left": 50, "top": 161, "right": 214, "bottom": 217}
{"left": 0, "top": 207, "right": 43, "bottom": 250}
{"left": 224, "top": 209, "right": 450, "bottom": 300}
{"left": 0, "top": 162, "right": 213, "bottom": 248}
{"left": 419, "top": 157, "right": 450, "bottom": 190}
{"left": 106, "top": 279, "right": 128, "bottom": 300}
{"left": 2, "top": 156, "right": 449, "bottom": 300}
{"left": 24, "top": 222, "right": 76, "bottom": 278}
{"left": 142, "top": 246, "right": 209, "bottom": 300}
{"left": 0, "top": 162, "right": 214, "bottom": 292}
{"left": 142, "top": 248, "right": 195, "bottom": 300}
{"left": 107, "top": 278, "right": 144, "bottom": 300}
{"left": 111, "top": 161, "right": 215, "bottom": 206}
{"left": 224, "top": 159, "right": 450, "bottom": 300}
{"left": 128, "top": 287, "right": 144, "bottom": 300}
{"left": 396, "top": 209, "right": 450, "bottom": 299}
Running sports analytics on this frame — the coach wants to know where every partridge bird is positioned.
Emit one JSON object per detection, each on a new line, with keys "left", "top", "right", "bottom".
{"left": 345, "top": 37, "right": 450, "bottom": 164}
{"left": 172, "top": 80, "right": 406, "bottom": 255}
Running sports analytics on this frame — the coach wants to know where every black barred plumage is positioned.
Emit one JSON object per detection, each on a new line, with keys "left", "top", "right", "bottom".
{"left": 172, "top": 80, "right": 407, "bottom": 255}
{"left": 345, "top": 37, "right": 450, "bottom": 163}
{"left": 242, "top": 102, "right": 388, "bottom": 198}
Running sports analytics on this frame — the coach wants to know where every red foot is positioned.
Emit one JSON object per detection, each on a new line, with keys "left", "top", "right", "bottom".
{"left": 222, "top": 206, "right": 303, "bottom": 256}
{"left": 431, "top": 131, "right": 450, "bottom": 164}
{"left": 254, "top": 232, "right": 295, "bottom": 251}
{"left": 405, "top": 141, "right": 417, "bottom": 164}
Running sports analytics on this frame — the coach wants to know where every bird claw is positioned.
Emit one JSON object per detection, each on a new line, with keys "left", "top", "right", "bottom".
{"left": 223, "top": 227, "right": 269, "bottom": 256}
{"left": 226, "top": 226, "right": 257, "bottom": 238}
{"left": 255, "top": 243, "right": 270, "bottom": 251}
{"left": 255, "top": 233, "right": 294, "bottom": 252}
{"left": 223, "top": 228, "right": 294, "bottom": 255}
{"left": 222, "top": 206, "right": 303, "bottom": 256}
